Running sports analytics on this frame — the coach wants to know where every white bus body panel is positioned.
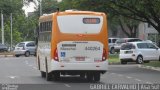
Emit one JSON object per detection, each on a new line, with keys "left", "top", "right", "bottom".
{"left": 47, "top": 41, "right": 108, "bottom": 72}
{"left": 50, "top": 60, "right": 108, "bottom": 71}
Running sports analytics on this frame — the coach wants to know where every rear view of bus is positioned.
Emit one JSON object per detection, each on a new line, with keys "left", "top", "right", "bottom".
{"left": 38, "top": 10, "right": 108, "bottom": 82}
{"left": 51, "top": 10, "right": 108, "bottom": 81}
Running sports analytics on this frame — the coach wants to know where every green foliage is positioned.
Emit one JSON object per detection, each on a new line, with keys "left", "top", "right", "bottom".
{"left": 59, "top": 0, "right": 108, "bottom": 13}
{"left": 59, "top": 0, "right": 140, "bottom": 37}
{"left": 41, "top": 0, "right": 58, "bottom": 14}
{"left": 0, "top": 0, "right": 38, "bottom": 46}
{"left": 144, "top": 61, "right": 160, "bottom": 67}
{"left": 107, "top": 0, "right": 160, "bottom": 34}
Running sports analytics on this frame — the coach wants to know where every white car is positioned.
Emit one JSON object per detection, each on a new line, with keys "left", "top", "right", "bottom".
{"left": 119, "top": 42, "right": 160, "bottom": 64}
{"left": 114, "top": 38, "right": 142, "bottom": 53}
{"left": 108, "top": 38, "right": 119, "bottom": 54}
{"left": 14, "top": 41, "right": 36, "bottom": 57}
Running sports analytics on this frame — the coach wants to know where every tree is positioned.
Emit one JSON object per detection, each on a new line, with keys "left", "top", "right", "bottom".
{"left": 59, "top": 0, "right": 140, "bottom": 37}
{"left": 106, "top": 0, "right": 160, "bottom": 34}
{"left": 0, "top": 0, "right": 38, "bottom": 46}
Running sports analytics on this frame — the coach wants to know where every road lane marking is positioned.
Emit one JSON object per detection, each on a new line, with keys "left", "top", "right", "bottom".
{"left": 146, "top": 82, "right": 153, "bottom": 84}
{"left": 135, "top": 79, "right": 141, "bottom": 82}
{"left": 8, "top": 76, "right": 18, "bottom": 79}
{"left": 64, "top": 84, "right": 71, "bottom": 87}
{"left": 126, "top": 76, "right": 132, "bottom": 79}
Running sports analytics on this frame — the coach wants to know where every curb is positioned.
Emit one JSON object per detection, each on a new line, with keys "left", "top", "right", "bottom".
{"left": 0, "top": 55, "right": 14, "bottom": 57}
{"left": 109, "top": 62, "right": 121, "bottom": 65}
{"left": 138, "top": 65, "right": 160, "bottom": 72}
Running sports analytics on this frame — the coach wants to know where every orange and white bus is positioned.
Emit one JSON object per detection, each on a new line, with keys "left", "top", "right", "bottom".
{"left": 36, "top": 10, "right": 108, "bottom": 81}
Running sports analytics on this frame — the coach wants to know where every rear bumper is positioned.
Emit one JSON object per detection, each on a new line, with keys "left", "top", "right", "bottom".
{"left": 119, "top": 54, "right": 137, "bottom": 62}
{"left": 114, "top": 46, "right": 121, "bottom": 52}
{"left": 49, "top": 60, "right": 108, "bottom": 73}
{"left": 13, "top": 50, "right": 26, "bottom": 55}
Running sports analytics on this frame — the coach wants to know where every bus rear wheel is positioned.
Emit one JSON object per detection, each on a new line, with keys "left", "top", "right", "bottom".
{"left": 86, "top": 72, "right": 94, "bottom": 82}
{"left": 41, "top": 71, "right": 46, "bottom": 78}
{"left": 93, "top": 72, "right": 100, "bottom": 82}
{"left": 46, "top": 72, "right": 53, "bottom": 81}
{"left": 53, "top": 72, "right": 60, "bottom": 81}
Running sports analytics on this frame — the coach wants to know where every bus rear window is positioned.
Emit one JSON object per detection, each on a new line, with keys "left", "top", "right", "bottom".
{"left": 57, "top": 15, "right": 103, "bottom": 34}
{"left": 121, "top": 43, "right": 135, "bottom": 50}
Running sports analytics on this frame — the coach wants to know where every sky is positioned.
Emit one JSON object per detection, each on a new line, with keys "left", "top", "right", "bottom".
{"left": 22, "top": 2, "right": 36, "bottom": 15}
{"left": 22, "top": 0, "right": 62, "bottom": 15}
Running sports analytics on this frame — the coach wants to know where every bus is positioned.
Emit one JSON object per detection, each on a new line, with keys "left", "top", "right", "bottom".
{"left": 36, "top": 10, "right": 108, "bottom": 82}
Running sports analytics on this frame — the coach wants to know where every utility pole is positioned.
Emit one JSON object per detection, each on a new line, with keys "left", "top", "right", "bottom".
{"left": 39, "top": 0, "right": 42, "bottom": 16}
{"left": 10, "top": 13, "right": 13, "bottom": 51}
{"left": 1, "top": 11, "right": 4, "bottom": 44}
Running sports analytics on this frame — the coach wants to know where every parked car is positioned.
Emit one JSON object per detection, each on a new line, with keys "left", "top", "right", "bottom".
{"left": 0, "top": 43, "right": 8, "bottom": 52}
{"left": 119, "top": 41, "right": 160, "bottom": 64}
{"left": 114, "top": 38, "right": 142, "bottom": 53}
{"left": 108, "top": 38, "right": 119, "bottom": 54}
{"left": 14, "top": 41, "right": 36, "bottom": 57}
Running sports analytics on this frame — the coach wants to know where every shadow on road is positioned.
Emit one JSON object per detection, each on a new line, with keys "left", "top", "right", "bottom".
{"left": 51, "top": 76, "right": 104, "bottom": 83}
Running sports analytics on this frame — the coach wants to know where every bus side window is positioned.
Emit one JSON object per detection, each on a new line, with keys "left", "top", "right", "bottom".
{"left": 40, "top": 23, "right": 42, "bottom": 32}
{"left": 49, "top": 21, "right": 52, "bottom": 31}
{"left": 46, "top": 22, "right": 48, "bottom": 31}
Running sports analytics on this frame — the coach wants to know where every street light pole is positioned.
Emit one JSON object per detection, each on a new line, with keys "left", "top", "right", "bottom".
{"left": 39, "top": 0, "right": 42, "bottom": 16}
{"left": 10, "top": 13, "right": 13, "bottom": 51}
{"left": 1, "top": 11, "right": 4, "bottom": 44}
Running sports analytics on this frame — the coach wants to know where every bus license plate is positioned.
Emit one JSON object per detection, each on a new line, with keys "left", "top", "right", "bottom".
{"left": 75, "top": 57, "right": 85, "bottom": 61}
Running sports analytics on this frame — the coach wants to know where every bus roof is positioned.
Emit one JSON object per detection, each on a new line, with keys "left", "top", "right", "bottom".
{"left": 39, "top": 10, "right": 106, "bottom": 22}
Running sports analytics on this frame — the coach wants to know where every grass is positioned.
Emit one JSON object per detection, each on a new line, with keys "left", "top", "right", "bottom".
{"left": 108, "top": 54, "right": 160, "bottom": 67}
{"left": 108, "top": 54, "right": 120, "bottom": 63}
{"left": 143, "top": 61, "right": 160, "bottom": 67}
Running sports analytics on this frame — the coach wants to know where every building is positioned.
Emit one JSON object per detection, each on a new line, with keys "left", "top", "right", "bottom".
{"left": 138, "top": 22, "right": 159, "bottom": 45}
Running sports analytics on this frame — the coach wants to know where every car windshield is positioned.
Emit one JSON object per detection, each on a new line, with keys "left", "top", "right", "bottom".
{"left": 17, "top": 43, "right": 25, "bottom": 47}
{"left": 128, "top": 39, "right": 142, "bottom": 42}
{"left": 121, "top": 43, "right": 135, "bottom": 50}
{"left": 112, "top": 39, "right": 117, "bottom": 43}
{"left": 116, "top": 39, "right": 126, "bottom": 44}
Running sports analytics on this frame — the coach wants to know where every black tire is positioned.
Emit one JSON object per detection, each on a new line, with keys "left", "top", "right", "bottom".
{"left": 46, "top": 72, "right": 53, "bottom": 81}
{"left": 121, "top": 60, "right": 127, "bottom": 64}
{"left": 25, "top": 51, "right": 30, "bottom": 57}
{"left": 41, "top": 71, "right": 46, "bottom": 78}
{"left": 136, "top": 56, "right": 143, "bottom": 64}
{"left": 34, "top": 52, "right": 36, "bottom": 57}
{"left": 110, "top": 48, "right": 115, "bottom": 54}
{"left": 15, "top": 55, "right": 20, "bottom": 57}
{"left": 53, "top": 72, "right": 60, "bottom": 81}
{"left": 86, "top": 73, "right": 94, "bottom": 82}
{"left": 144, "top": 61, "right": 150, "bottom": 63}
{"left": 93, "top": 73, "right": 100, "bottom": 82}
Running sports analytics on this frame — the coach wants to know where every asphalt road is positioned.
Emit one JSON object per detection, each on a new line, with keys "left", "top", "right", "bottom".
{"left": 0, "top": 57, "right": 160, "bottom": 90}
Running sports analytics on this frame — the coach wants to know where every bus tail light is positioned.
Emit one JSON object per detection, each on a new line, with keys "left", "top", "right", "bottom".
{"left": 102, "top": 48, "right": 107, "bottom": 61}
{"left": 53, "top": 48, "right": 59, "bottom": 61}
